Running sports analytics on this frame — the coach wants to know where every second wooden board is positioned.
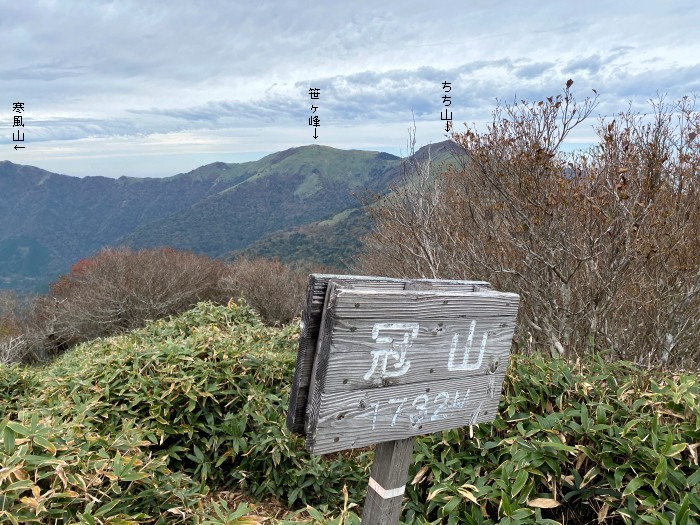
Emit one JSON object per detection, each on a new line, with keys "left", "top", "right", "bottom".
{"left": 305, "top": 283, "right": 519, "bottom": 454}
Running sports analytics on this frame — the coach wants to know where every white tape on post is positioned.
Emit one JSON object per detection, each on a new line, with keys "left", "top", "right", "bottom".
{"left": 368, "top": 477, "right": 406, "bottom": 500}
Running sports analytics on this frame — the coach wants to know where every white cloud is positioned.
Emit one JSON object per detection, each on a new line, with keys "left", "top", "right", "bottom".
{"left": 1, "top": 0, "right": 699, "bottom": 177}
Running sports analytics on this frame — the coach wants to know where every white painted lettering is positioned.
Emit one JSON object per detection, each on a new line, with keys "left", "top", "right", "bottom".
{"left": 410, "top": 394, "right": 430, "bottom": 426}
{"left": 447, "top": 320, "right": 488, "bottom": 371}
{"left": 356, "top": 402, "right": 380, "bottom": 430}
{"left": 364, "top": 323, "right": 419, "bottom": 381}
{"left": 431, "top": 391, "right": 450, "bottom": 421}
{"left": 388, "top": 398, "right": 408, "bottom": 427}
{"left": 357, "top": 389, "right": 491, "bottom": 431}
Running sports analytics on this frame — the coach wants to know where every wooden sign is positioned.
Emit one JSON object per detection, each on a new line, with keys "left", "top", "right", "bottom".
{"left": 302, "top": 281, "right": 519, "bottom": 454}
{"left": 286, "top": 274, "right": 491, "bottom": 436}
{"left": 286, "top": 274, "right": 520, "bottom": 524}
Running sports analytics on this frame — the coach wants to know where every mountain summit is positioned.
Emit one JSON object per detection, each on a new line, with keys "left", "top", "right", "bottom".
{"left": 0, "top": 141, "right": 456, "bottom": 291}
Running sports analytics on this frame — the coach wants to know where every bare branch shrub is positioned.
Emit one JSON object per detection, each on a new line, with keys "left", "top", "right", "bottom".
{"left": 359, "top": 126, "right": 466, "bottom": 280}
{"left": 220, "top": 257, "right": 307, "bottom": 325}
{"left": 2, "top": 250, "right": 313, "bottom": 365}
{"left": 0, "top": 291, "right": 46, "bottom": 364}
{"left": 358, "top": 83, "right": 700, "bottom": 369}
{"left": 38, "top": 247, "right": 227, "bottom": 356}
{"left": 0, "top": 291, "right": 24, "bottom": 338}
{"left": 0, "top": 336, "right": 27, "bottom": 366}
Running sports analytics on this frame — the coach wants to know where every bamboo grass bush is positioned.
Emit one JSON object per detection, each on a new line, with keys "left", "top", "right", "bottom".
{"left": 1, "top": 301, "right": 698, "bottom": 524}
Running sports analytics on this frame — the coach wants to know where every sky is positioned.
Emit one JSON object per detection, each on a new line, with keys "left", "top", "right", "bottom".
{"left": 1, "top": 0, "right": 699, "bottom": 178}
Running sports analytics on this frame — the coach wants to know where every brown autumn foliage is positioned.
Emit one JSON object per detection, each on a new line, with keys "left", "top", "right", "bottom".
{"left": 1, "top": 249, "right": 311, "bottom": 365}
{"left": 0, "top": 291, "right": 22, "bottom": 338}
{"left": 358, "top": 83, "right": 700, "bottom": 370}
{"left": 221, "top": 257, "right": 308, "bottom": 326}
{"left": 42, "top": 247, "right": 227, "bottom": 354}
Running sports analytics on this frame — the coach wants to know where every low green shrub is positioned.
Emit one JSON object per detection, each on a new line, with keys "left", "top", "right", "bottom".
{"left": 0, "top": 414, "right": 201, "bottom": 523}
{"left": 1, "top": 302, "right": 697, "bottom": 524}
{"left": 1, "top": 301, "right": 369, "bottom": 523}
{"left": 405, "top": 355, "right": 700, "bottom": 525}
{"left": 0, "top": 363, "right": 39, "bottom": 420}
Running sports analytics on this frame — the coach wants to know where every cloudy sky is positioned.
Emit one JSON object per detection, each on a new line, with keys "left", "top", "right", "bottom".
{"left": 1, "top": 0, "right": 699, "bottom": 178}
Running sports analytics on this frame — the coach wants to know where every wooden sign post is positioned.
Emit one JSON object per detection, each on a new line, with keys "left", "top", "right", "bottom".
{"left": 287, "top": 274, "right": 519, "bottom": 524}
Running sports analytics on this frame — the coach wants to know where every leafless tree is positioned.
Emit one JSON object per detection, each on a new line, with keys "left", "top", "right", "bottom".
{"left": 358, "top": 83, "right": 700, "bottom": 369}
{"left": 220, "top": 257, "right": 308, "bottom": 325}
{"left": 359, "top": 122, "right": 467, "bottom": 280}
{"left": 42, "top": 247, "right": 227, "bottom": 355}
{"left": 0, "top": 335, "right": 27, "bottom": 365}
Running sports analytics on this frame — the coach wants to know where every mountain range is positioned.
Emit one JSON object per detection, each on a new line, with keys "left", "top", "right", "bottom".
{"left": 0, "top": 140, "right": 459, "bottom": 292}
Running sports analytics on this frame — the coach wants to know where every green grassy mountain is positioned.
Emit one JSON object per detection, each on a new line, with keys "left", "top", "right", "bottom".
{"left": 233, "top": 207, "right": 372, "bottom": 270}
{"left": 0, "top": 161, "right": 248, "bottom": 240}
{"left": 0, "top": 160, "right": 250, "bottom": 291}
{"left": 229, "top": 139, "right": 464, "bottom": 268}
{"left": 119, "top": 145, "right": 401, "bottom": 256}
{"left": 0, "top": 140, "right": 459, "bottom": 291}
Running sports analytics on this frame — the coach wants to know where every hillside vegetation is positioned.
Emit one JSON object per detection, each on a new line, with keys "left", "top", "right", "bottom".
{"left": 360, "top": 86, "right": 700, "bottom": 370}
{"left": 1, "top": 302, "right": 698, "bottom": 524}
{"left": 0, "top": 248, "right": 310, "bottom": 365}
{"left": 0, "top": 144, "right": 408, "bottom": 292}
{"left": 235, "top": 208, "right": 370, "bottom": 269}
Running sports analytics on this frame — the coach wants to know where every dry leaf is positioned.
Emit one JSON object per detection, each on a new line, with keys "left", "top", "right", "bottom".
{"left": 457, "top": 487, "right": 479, "bottom": 505}
{"left": 427, "top": 487, "right": 447, "bottom": 502}
{"left": 166, "top": 507, "right": 187, "bottom": 517}
{"left": 576, "top": 451, "right": 587, "bottom": 470}
{"left": 411, "top": 465, "right": 430, "bottom": 485}
{"left": 20, "top": 497, "right": 39, "bottom": 509}
{"left": 688, "top": 442, "right": 699, "bottom": 465}
{"left": 56, "top": 464, "right": 68, "bottom": 489}
{"left": 597, "top": 502, "right": 610, "bottom": 523}
{"left": 527, "top": 498, "right": 561, "bottom": 508}
{"left": 480, "top": 501, "right": 490, "bottom": 519}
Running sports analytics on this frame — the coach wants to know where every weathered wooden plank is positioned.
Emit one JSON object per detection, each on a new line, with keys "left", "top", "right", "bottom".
{"left": 287, "top": 275, "right": 410, "bottom": 434}
{"left": 410, "top": 278, "right": 492, "bottom": 291}
{"left": 307, "top": 371, "right": 505, "bottom": 454}
{"left": 318, "top": 320, "right": 512, "bottom": 392}
{"left": 305, "top": 280, "right": 341, "bottom": 438}
{"left": 318, "top": 290, "right": 516, "bottom": 391}
{"left": 286, "top": 274, "right": 492, "bottom": 435}
{"left": 331, "top": 288, "right": 520, "bottom": 320}
{"left": 286, "top": 274, "right": 321, "bottom": 433}
{"left": 304, "top": 286, "right": 519, "bottom": 453}
{"left": 290, "top": 276, "right": 520, "bottom": 525}
{"left": 361, "top": 437, "right": 415, "bottom": 525}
